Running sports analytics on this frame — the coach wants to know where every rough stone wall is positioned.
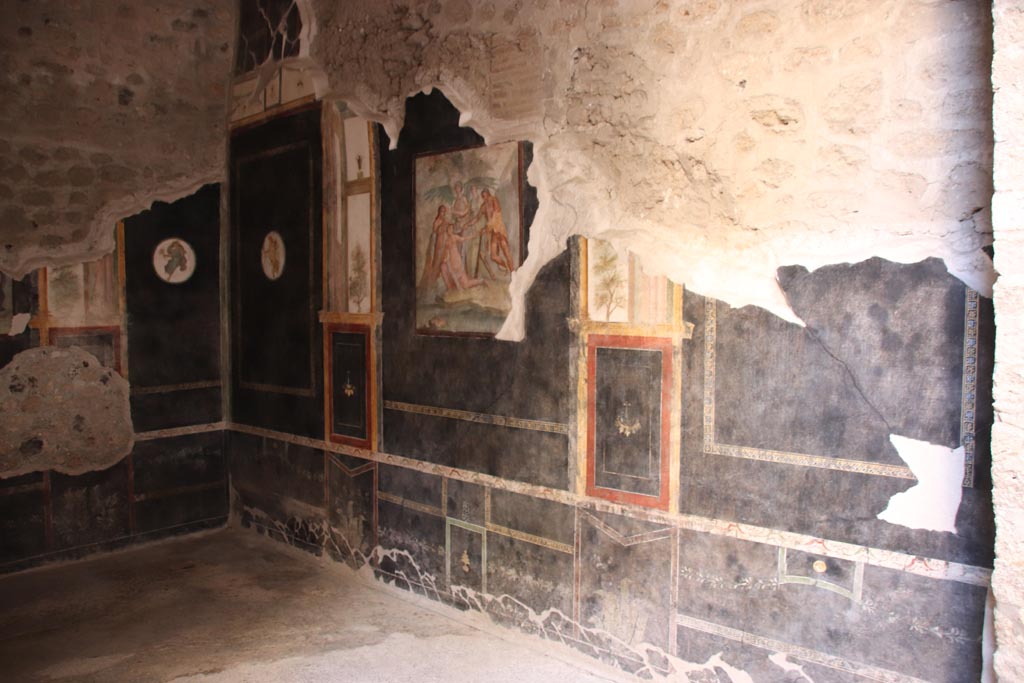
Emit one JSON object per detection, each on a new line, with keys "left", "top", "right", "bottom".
{"left": 0, "top": 1, "right": 234, "bottom": 278}
{"left": 307, "top": 0, "right": 994, "bottom": 333}
{"left": 991, "top": 3, "right": 1024, "bottom": 680}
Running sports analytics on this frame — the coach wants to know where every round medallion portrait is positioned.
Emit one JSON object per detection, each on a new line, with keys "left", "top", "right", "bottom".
{"left": 261, "top": 231, "right": 286, "bottom": 281}
{"left": 152, "top": 238, "right": 196, "bottom": 284}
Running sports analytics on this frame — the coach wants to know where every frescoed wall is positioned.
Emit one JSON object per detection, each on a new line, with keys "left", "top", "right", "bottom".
{"left": 0, "top": 79, "right": 994, "bottom": 678}
{"left": 226, "top": 92, "right": 995, "bottom": 682}
{"left": 1, "top": 187, "right": 229, "bottom": 572}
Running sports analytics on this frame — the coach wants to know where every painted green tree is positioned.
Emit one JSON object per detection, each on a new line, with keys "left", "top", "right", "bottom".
{"left": 593, "top": 241, "right": 625, "bottom": 321}
{"left": 348, "top": 244, "right": 369, "bottom": 312}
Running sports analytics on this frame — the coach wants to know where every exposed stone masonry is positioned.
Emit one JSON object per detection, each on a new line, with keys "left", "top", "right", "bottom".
{"left": 0, "top": 1, "right": 234, "bottom": 278}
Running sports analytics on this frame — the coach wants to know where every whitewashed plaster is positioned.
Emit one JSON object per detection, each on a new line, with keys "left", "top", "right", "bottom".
{"left": 305, "top": 0, "right": 994, "bottom": 337}
{"left": 877, "top": 435, "right": 964, "bottom": 534}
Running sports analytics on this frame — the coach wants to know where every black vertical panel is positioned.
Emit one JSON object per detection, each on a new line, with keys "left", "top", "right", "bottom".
{"left": 331, "top": 330, "right": 368, "bottom": 441}
{"left": 123, "top": 184, "right": 222, "bottom": 431}
{"left": 594, "top": 347, "right": 663, "bottom": 497}
{"left": 230, "top": 107, "right": 323, "bottom": 438}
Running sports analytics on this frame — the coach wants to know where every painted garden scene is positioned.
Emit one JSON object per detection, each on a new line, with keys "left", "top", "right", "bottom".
{"left": 414, "top": 141, "right": 521, "bottom": 335}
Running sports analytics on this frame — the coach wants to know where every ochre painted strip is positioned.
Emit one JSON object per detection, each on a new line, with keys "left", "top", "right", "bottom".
{"left": 384, "top": 400, "right": 570, "bottom": 435}
{"left": 485, "top": 522, "right": 573, "bottom": 555}
{"left": 377, "top": 492, "right": 444, "bottom": 518}
{"left": 134, "top": 422, "right": 227, "bottom": 442}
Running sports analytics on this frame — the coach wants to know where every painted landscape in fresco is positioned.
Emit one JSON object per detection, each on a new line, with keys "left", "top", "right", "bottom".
{"left": 47, "top": 253, "right": 120, "bottom": 327}
{"left": 587, "top": 238, "right": 674, "bottom": 325}
{"left": 414, "top": 142, "right": 521, "bottom": 335}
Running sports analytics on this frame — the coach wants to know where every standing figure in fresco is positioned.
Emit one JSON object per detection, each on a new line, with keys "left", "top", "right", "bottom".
{"left": 163, "top": 240, "right": 189, "bottom": 279}
{"left": 451, "top": 181, "right": 472, "bottom": 231}
{"left": 473, "top": 189, "right": 516, "bottom": 274}
{"left": 466, "top": 185, "right": 495, "bottom": 281}
{"left": 450, "top": 181, "right": 474, "bottom": 270}
{"left": 440, "top": 218, "right": 485, "bottom": 291}
{"left": 418, "top": 205, "right": 450, "bottom": 295}
{"left": 419, "top": 205, "right": 485, "bottom": 295}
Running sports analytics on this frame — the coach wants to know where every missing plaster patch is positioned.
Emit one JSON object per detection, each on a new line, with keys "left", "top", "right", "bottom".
{"left": 877, "top": 435, "right": 964, "bottom": 533}
{"left": 769, "top": 653, "right": 814, "bottom": 681}
{"left": 6, "top": 313, "right": 29, "bottom": 336}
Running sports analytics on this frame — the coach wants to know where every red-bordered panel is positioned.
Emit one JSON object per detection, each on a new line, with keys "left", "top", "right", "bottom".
{"left": 325, "top": 322, "right": 373, "bottom": 449}
{"left": 586, "top": 334, "right": 673, "bottom": 510}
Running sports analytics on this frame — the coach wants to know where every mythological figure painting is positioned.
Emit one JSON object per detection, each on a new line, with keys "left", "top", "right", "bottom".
{"left": 152, "top": 238, "right": 196, "bottom": 284}
{"left": 261, "top": 231, "right": 286, "bottom": 281}
{"left": 415, "top": 142, "right": 522, "bottom": 335}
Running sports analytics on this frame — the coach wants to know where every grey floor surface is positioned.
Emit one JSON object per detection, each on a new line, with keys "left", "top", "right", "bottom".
{"left": 0, "top": 528, "right": 627, "bottom": 683}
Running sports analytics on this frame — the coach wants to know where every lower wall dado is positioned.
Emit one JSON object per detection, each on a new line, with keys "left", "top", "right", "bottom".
{"left": 0, "top": 430, "right": 229, "bottom": 573}
{"left": 228, "top": 424, "right": 989, "bottom": 683}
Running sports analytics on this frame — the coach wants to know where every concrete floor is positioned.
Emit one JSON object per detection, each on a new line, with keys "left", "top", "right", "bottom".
{"left": 0, "top": 528, "right": 630, "bottom": 683}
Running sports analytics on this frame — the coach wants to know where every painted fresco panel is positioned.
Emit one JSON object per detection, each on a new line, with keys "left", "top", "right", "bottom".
{"left": 486, "top": 534, "right": 574, "bottom": 617}
{"left": 124, "top": 184, "right": 221, "bottom": 429}
{"left": 328, "top": 325, "right": 370, "bottom": 446}
{"left": 579, "top": 511, "right": 673, "bottom": 652}
{"left": 327, "top": 454, "right": 375, "bottom": 563}
{"left": 0, "top": 474, "right": 47, "bottom": 568}
{"left": 47, "top": 253, "right": 119, "bottom": 328}
{"left": 414, "top": 142, "right": 522, "bottom": 336}
{"left": 587, "top": 336, "right": 672, "bottom": 508}
{"left": 445, "top": 478, "right": 485, "bottom": 525}
{"left": 586, "top": 238, "right": 674, "bottom": 325}
{"left": 231, "top": 108, "right": 323, "bottom": 438}
{"left": 132, "top": 432, "right": 225, "bottom": 495}
{"left": 135, "top": 488, "right": 227, "bottom": 536}
{"left": 236, "top": 145, "right": 314, "bottom": 392}
{"left": 376, "top": 500, "right": 446, "bottom": 596}
{"left": 346, "top": 193, "right": 372, "bottom": 313}
{"left": 381, "top": 95, "right": 565, "bottom": 489}
{"left": 684, "top": 275, "right": 994, "bottom": 566}
{"left": 447, "top": 523, "right": 484, "bottom": 595}
{"left": 343, "top": 117, "right": 371, "bottom": 182}
{"left": 383, "top": 408, "right": 570, "bottom": 490}
{"left": 674, "top": 528, "right": 986, "bottom": 682}
{"left": 712, "top": 258, "right": 970, "bottom": 466}
{"left": 51, "top": 460, "right": 130, "bottom": 551}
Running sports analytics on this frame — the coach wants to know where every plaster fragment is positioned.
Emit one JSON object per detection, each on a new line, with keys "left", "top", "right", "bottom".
{"left": 6, "top": 313, "right": 29, "bottom": 336}
{"left": 0, "top": 347, "right": 133, "bottom": 478}
{"left": 877, "top": 434, "right": 964, "bottom": 533}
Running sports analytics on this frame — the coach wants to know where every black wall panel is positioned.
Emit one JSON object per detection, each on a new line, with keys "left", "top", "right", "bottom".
{"left": 379, "top": 91, "right": 570, "bottom": 489}
{"left": 230, "top": 107, "right": 324, "bottom": 438}
{"left": 123, "top": 183, "right": 221, "bottom": 431}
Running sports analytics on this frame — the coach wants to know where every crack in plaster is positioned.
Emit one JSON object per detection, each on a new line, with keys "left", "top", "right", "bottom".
{"left": 802, "top": 324, "right": 894, "bottom": 433}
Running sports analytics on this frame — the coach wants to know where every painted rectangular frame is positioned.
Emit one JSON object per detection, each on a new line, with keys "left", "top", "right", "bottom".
{"left": 324, "top": 322, "right": 373, "bottom": 449}
{"left": 586, "top": 334, "right": 673, "bottom": 510}
{"left": 412, "top": 141, "right": 526, "bottom": 338}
